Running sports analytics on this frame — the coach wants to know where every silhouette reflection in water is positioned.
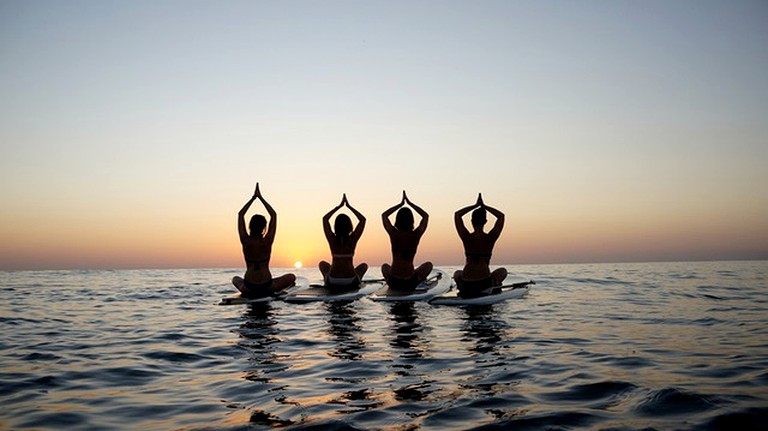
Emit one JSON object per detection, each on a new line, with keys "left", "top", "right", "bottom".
{"left": 326, "top": 302, "right": 365, "bottom": 361}
{"left": 389, "top": 302, "right": 425, "bottom": 358}
{"left": 323, "top": 302, "right": 384, "bottom": 414}
{"left": 233, "top": 303, "right": 296, "bottom": 427}
{"left": 388, "top": 302, "right": 434, "bottom": 404}
{"left": 237, "top": 303, "right": 282, "bottom": 381}
{"left": 458, "top": 304, "right": 523, "bottom": 417}
{"left": 461, "top": 305, "right": 510, "bottom": 356}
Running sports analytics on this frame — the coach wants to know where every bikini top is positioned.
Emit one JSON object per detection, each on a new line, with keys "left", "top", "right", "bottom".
{"left": 390, "top": 232, "right": 419, "bottom": 260}
{"left": 393, "top": 248, "right": 416, "bottom": 260}
{"left": 465, "top": 251, "right": 492, "bottom": 262}
{"left": 332, "top": 253, "right": 354, "bottom": 259}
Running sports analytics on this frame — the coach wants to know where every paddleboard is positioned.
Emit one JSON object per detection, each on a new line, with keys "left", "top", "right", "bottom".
{"left": 430, "top": 280, "right": 535, "bottom": 306}
{"left": 218, "top": 277, "right": 310, "bottom": 305}
{"left": 370, "top": 269, "right": 452, "bottom": 302}
{"left": 283, "top": 279, "right": 384, "bottom": 303}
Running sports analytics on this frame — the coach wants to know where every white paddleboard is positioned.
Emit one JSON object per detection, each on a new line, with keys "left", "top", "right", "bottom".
{"left": 283, "top": 279, "right": 384, "bottom": 303}
{"left": 218, "top": 277, "right": 310, "bottom": 305}
{"left": 370, "top": 269, "right": 452, "bottom": 302}
{"left": 430, "top": 280, "right": 535, "bottom": 306}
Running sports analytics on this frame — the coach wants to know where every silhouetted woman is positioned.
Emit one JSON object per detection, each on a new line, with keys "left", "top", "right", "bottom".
{"left": 319, "top": 194, "right": 368, "bottom": 288}
{"left": 232, "top": 183, "right": 296, "bottom": 296}
{"left": 454, "top": 193, "right": 508, "bottom": 297}
{"left": 381, "top": 191, "right": 433, "bottom": 290}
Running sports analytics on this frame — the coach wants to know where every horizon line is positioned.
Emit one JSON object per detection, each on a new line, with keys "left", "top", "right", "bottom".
{"left": 2, "top": 257, "right": 766, "bottom": 272}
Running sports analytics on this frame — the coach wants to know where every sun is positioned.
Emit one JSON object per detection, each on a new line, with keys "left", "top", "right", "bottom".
{"left": 294, "top": 261, "right": 303, "bottom": 269}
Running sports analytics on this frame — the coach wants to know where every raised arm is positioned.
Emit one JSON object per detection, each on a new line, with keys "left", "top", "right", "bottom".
{"left": 454, "top": 202, "right": 476, "bottom": 239}
{"left": 256, "top": 186, "right": 278, "bottom": 243}
{"left": 484, "top": 203, "right": 505, "bottom": 239}
{"left": 238, "top": 184, "right": 258, "bottom": 241}
{"left": 381, "top": 192, "right": 405, "bottom": 234}
{"left": 322, "top": 198, "right": 343, "bottom": 241}
{"left": 344, "top": 195, "right": 367, "bottom": 239}
{"left": 404, "top": 191, "right": 429, "bottom": 234}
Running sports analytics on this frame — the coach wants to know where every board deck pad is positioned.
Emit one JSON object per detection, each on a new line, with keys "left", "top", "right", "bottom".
{"left": 370, "top": 269, "right": 452, "bottom": 302}
{"left": 283, "top": 279, "right": 384, "bottom": 303}
{"left": 218, "top": 276, "right": 310, "bottom": 305}
{"left": 430, "top": 280, "right": 535, "bottom": 305}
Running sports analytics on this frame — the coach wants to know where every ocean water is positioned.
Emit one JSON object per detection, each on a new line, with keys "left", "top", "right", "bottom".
{"left": 1, "top": 261, "right": 767, "bottom": 430}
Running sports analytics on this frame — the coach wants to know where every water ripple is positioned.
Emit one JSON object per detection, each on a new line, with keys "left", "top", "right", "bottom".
{"left": 0, "top": 262, "right": 766, "bottom": 430}
{"left": 634, "top": 387, "right": 724, "bottom": 416}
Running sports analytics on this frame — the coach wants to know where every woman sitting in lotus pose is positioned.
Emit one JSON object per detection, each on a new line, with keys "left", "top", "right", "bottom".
{"left": 381, "top": 191, "right": 433, "bottom": 290}
{"left": 454, "top": 193, "right": 508, "bottom": 298}
{"left": 232, "top": 183, "right": 296, "bottom": 297}
{"left": 319, "top": 194, "right": 368, "bottom": 288}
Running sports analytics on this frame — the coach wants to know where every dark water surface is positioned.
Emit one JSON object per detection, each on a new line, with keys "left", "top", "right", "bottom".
{"left": 1, "top": 262, "right": 767, "bottom": 430}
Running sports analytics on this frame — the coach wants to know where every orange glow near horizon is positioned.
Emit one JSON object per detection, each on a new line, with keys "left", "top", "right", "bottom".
{"left": 2, "top": 217, "right": 767, "bottom": 271}
{"left": 1, "top": 193, "right": 767, "bottom": 271}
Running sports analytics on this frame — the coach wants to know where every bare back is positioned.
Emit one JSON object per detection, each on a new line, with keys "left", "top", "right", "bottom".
{"left": 327, "top": 235, "right": 359, "bottom": 277}
{"left": 388, "top": 229, "right": 423, "bottom": 277}
{"left": 460, "top": 231, "right": 497, "bottom": 280}
{"left": 241, "top": 236, "right": 273, "bottom": 283}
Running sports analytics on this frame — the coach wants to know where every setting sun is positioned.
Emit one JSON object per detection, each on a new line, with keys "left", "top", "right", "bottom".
{"left": 294, "top": 261, "right": 303, "bottom": 269}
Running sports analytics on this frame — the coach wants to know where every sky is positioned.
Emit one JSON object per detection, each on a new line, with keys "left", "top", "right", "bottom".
{"left": 1, "top": 1, "right": 767, "bottom": 270}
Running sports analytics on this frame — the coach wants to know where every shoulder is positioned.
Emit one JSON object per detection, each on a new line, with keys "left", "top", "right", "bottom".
{"left": 243, "top": 235, "right": 265, "bottom": 245}
{"left": 405, "top": 229, "right": 422, "bottom": 240}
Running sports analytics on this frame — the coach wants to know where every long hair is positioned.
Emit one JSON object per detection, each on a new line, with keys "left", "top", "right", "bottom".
{"left": 249, "top": 215, "right": 267, "bottom": 238}
{"left": 471, "top": 208, "right": 487, "bottom": 228}
{"left": 334, "top": 214, "right": 353, "bottom": 243}
{"left": 394, "top": 207, "right": 414, "bottom": 231}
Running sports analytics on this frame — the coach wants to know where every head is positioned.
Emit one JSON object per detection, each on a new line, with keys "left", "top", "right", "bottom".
{"left": 471, "top": 208, "right": 487, "bottom": 229}
{"left": 394, "top": 207, "right": 414, "bottom": 231}
{"left": 249, "top": 215, "right": 267, "bottom": 238}
{"left": 334, "top": 214, "right": 353, "bottom": 237}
